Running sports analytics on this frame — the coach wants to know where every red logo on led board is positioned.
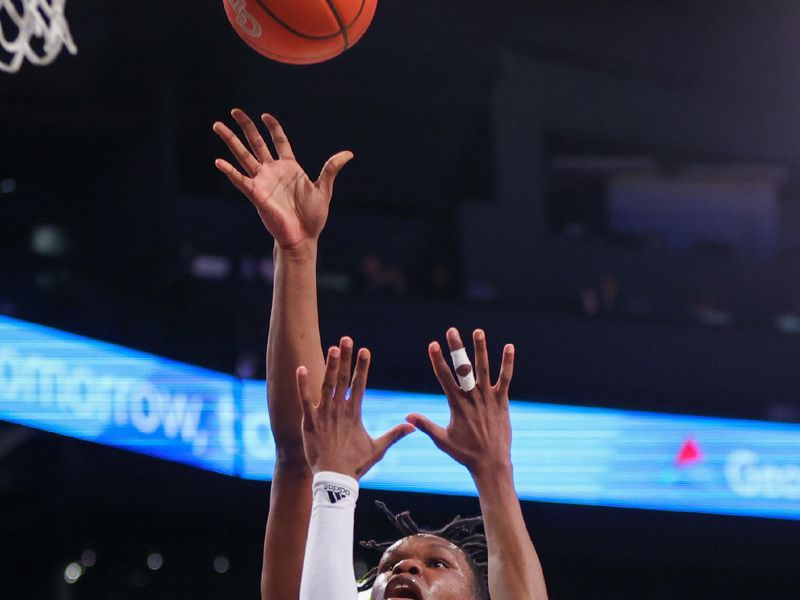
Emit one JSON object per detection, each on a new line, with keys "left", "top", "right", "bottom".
{"left": 676, "top": 437, "right": 703, "bottom": 467}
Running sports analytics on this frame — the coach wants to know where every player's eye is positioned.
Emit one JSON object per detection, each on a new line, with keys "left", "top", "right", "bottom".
{"left": 427, "top": 558, "right": 449, "bottom": 569}
{"left": 380, "top": 561, "right": 395, "bottom": 572}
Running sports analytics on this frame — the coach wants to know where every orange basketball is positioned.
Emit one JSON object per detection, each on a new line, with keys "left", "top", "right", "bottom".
{"left": 223, "top": 0, "right": 378, "bottom": 65}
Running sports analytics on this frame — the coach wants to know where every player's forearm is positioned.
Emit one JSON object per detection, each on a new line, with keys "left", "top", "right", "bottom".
{"left": 299, "top": 472, "right": 360, "bottom": 600}
{"left": 261, "top": 240, "right": 326, "bottom": 600}
{"left": 267, "top": 240, "right": 326, "bottom": 459}
{"left": 261, "top": 469, "right": 313, "bottom": 600}
{"left": 473, "top": 463, "right": 548, "bottom": 600}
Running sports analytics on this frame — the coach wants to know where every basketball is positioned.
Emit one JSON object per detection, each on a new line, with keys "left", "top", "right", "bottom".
{"left": 223, "top": 0, "right": 378, "bottom": 65}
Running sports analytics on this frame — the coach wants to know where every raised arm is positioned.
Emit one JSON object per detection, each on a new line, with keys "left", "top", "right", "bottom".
{"left": 296, "top": 337, "right": 414, "bottom": 600}
{"left": 406, "top": 327, "right": 548, "bottom": 600}
{"left": 213, "top": 109, "right": 352, "bottom": 600}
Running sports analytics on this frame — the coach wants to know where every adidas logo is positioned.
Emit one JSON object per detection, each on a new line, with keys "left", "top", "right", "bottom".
{"left": 327, "top": 490, "right": 346, "bottom": 503}
{"left": 323, "top": 484, "right": 351, "bottom": 504}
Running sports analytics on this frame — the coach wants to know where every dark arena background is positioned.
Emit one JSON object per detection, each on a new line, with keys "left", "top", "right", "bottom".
{"left": 2, "top": 1, "right": 800, "bottom": 598}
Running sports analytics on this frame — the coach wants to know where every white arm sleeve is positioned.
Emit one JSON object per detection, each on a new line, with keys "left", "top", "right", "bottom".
{"left": 299, "top": 471, "right": 360, "bottom": 600}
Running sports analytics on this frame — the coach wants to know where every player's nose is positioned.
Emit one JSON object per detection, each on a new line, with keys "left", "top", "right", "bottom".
{"left": 392, "top": 557, "right": 423, "bottom": 576}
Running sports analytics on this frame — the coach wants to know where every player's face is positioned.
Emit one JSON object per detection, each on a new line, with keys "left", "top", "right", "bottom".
{"left": 370, "top": 534, "right": 477, "bottom": 600}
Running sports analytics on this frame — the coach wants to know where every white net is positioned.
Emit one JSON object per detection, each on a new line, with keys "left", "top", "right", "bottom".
{"left": 0, "top": 0, "right": 77, "bottom": 73}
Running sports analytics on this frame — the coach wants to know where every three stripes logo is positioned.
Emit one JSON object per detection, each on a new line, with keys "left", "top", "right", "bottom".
{"left": 323, "top": 483, "right": 351, "bottom": 504}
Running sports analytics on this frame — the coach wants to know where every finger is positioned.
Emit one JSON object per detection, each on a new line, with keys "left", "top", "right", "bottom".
{"left": 261, "top": 113, "right": 296, "bottom": 160}
{"left": 445, "top": 326, "right": 466, "bottom": 352}
{"left": 358, "top": 423, "right": 415, "bottom": 477}
{"left": 334, "top": 337, "right": 353, "bottom": 405}
{"left": 231, "top": 108, "right": 274, "bottom": 164}
{"left": 405, "top": 414, "right": 448, "bottom": 449}
{"left": 296, "top": 366, "right": 315, "bottom": 430}
{"left": 319, "top": 346, "right": 340, "bottom": 410}
{"left": 373, "top": 423, "right": 415, "bottom": 458}
{"left": 215, "top": 159, "right": 255, "bottom": 199}
{"left": 212, "top": 120, "right": 261, "bottom": 176}
{"left": 473, "top": 329, "right": 491, "bottom": 387}
{"left": 349, "top": 347, "right": 371, "bottom": 418}
{"left": 315, "top": 150, "right": 354, "bottom": 200}
{"left": 445, "top": 327, "right": 476, "bottom": 395}
{"left": 495, "top": 343, "right": 515, "bottom": 396}
{"left": 428, "top": 341, "right": 461, "bottom": 407}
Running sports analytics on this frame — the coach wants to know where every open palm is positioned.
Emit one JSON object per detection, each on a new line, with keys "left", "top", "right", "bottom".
{"left": 213, "top": 108, "right": 353, "bottom": 249}
{"left": 297, "top": 337, "right": 414, "bottom": 479}
{"left": 407, "top": 328, "right": 515, "bottom": 478}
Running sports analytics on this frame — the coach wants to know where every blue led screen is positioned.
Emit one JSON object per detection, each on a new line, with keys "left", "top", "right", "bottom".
{"left": 2, "top": 315, "right": 800, "bottom": 520}
{"left": 0, "top": 315, "right": 238, "bottom": 475}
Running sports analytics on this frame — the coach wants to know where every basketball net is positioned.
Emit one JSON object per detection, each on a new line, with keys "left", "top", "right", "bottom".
{"left": 0, "top": 0, "right": 77, "bottom": 73}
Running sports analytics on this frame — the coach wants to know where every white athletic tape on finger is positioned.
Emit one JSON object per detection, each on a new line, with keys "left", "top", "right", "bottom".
{"left": 450, "top": 347, "right": 476, "bottom": 392}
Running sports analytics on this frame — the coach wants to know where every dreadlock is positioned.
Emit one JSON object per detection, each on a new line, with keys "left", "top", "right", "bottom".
{"left": 358, "top": 501, "right": 489, "bottom": 599}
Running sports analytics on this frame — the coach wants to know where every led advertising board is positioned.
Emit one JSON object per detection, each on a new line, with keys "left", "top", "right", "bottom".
{"left": 2, "top": 315, "right": 799, "bottom": 520}
{"left": 0, "top": 315, "right": 238, "bottom": 475}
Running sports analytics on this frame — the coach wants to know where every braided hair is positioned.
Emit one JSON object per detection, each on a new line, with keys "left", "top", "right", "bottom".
{"left": 358, "top": 501, "right": 489, "bottom": 599}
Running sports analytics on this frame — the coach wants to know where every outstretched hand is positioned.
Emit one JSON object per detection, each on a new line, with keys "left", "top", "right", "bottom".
{"left": 407, "top": 327, "right": 515, "bottom": 479}
{"left": 297, "top": 337, "right": 414, "bottom": 480}
{"left": 213, "top": 108, "right": 353, "bottom": 250}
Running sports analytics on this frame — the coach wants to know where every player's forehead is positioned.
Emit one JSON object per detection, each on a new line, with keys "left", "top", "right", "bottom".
{"left": 381, "top": 534, "right": 465, "bottom": 561}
